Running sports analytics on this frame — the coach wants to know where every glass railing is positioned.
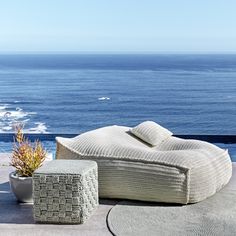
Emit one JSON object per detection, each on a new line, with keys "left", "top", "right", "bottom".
{"left": 0, "top": 134, "right": 236, "bottom": 161}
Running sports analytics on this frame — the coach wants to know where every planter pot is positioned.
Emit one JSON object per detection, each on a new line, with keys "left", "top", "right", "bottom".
{"left": 9, "top": 171, "right": 33, "bottom": 203}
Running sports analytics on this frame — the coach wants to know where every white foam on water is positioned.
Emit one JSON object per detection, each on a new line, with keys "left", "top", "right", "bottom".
{"left": 0, "top": 103, "right": 47, "bottom": 133}
{"left": 0, "top": 110, "right": 29, "bottom": 119}
{"left": 0, "top": 104, "right": 9, "bottom": 110}
{"left": 16, "top": 107, "right": 23, "bottom": 111}
{"left": 25, "top": 122, "right": 49, "bottom": 134}
{"left": 1, "top": 126, "right": 12, "bottom": 131}
{"left": 98, "top": 97, "right": 110, "bottom": 101}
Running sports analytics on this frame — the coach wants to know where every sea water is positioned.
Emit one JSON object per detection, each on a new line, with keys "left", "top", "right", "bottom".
{"left": 0, "top": 54, "right": 236, "bottom": 135}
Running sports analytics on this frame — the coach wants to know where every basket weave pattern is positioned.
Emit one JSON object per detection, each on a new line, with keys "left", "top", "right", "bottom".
{"left": 33, "top": 167, "right": 98, "bottom": 224}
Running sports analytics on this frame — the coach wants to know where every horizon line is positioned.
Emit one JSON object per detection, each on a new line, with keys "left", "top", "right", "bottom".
{"left": 1, "top": 50, "right": 236, "bottom": 55}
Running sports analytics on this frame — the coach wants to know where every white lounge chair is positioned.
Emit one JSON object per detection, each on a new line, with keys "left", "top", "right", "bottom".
{"left": 56, "top": 121, "right": 232, "bottom": 204}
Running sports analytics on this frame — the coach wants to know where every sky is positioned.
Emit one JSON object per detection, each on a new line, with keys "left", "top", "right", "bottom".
{"left": 0, "top": 0, "right": 236, "bottom": 53}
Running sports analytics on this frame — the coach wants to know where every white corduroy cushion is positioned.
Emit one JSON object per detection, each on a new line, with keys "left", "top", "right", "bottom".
{"left": 130, "top": 121, "right": 173, "bottom": 146}
{"left": 56, "top": 125, "right": 232, "bottom": 204}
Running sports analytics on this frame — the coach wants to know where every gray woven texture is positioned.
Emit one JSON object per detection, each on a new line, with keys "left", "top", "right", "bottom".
{"left": 33, "top": 160, "right": 98, "bottom": 224}
{"left": 55, "top": 125, "right": 232, "bottom": 204}
{"left": 107, "top": 164, "right": 236, "bottom": 236}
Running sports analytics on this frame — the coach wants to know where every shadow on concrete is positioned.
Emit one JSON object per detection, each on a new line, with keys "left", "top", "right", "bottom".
{"left": 0, "top": 181, "right": 34, "bottom": 224}
{"left": 0, "top": 181, "right": 119, "bottom": 225}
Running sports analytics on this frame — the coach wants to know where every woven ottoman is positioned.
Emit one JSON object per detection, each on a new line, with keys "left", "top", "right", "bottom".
{"left": 33, "top": 160, "right": 98, "bottom": 224}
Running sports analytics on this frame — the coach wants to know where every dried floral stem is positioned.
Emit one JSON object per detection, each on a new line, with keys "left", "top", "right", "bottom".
{"left": 10, "top": 124, "right": 46, "bottom": 177}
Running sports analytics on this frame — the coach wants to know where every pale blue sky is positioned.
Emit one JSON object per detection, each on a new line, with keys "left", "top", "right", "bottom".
{"left": 0, "top": 0, "right": 236, "bottom": 53}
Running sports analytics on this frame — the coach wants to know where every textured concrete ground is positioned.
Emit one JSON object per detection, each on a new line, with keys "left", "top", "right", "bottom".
{"left": 1, "top": 151, "right": 235, "bottom": 236}
{"left": 0, "top": 154, "right": 117, "bottom": 236}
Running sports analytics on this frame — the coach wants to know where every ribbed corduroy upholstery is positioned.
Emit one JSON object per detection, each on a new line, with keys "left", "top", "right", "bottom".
{"left": 56, "top": 125, "right": 232, "bottom": 204}
{"left": 131, "top": 121, "right": 173, "bottom": 146}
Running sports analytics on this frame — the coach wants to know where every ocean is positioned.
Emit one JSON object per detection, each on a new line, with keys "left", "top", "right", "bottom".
{"left": 0, "top": 54, "right": 236, "bottom": 135}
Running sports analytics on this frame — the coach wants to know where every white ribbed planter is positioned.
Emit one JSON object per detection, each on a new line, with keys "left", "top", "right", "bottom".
{"left": 9, "top": 171, "right": 33, "bottom": 203}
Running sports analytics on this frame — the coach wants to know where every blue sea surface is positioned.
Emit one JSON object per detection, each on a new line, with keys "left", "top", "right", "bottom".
{"left": 0, "top": 54, "right": 236, "bottom": 135}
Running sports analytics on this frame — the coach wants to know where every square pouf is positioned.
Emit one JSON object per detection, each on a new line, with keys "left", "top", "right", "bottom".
{"left": 33, "top": 160, "right": 98, "bottom": 224}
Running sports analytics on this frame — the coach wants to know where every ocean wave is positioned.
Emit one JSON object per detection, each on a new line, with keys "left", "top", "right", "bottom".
{"left": 98, "top": 97, "right": 110, "bottom": 101}
{"left": 25, "top": 122, "right": 49, "bottom": 134}
{"left": 1, "top": 126, "right": 12, "bottom": 131}
{"left": 0, "top": 103, "right": 47, "bottom": 133}
{"left": 0, "top": 104, "right": 9, "bottom": 110}
{"left": 0, "top": 110, "right": 28, "bottom": 120}
{"left": 16, "top": 107, "right": 23, "bottom": 111}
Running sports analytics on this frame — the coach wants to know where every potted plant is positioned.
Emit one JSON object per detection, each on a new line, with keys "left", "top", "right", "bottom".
{"left": 9, "top": 124, "right": 47, "bottom": 203}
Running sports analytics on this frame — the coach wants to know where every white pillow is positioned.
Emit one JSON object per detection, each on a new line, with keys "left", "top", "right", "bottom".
{"left": 130, "top": 121, "right": 173, "bottom": 146}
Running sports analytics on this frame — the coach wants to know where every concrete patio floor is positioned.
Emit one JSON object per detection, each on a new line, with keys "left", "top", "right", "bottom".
{"left": 1, "top": 152, "right": 235, "bottom": 236}
{"left": 0, "top": 153, "right": 118, "bottom": 236}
